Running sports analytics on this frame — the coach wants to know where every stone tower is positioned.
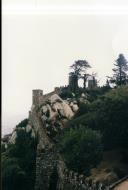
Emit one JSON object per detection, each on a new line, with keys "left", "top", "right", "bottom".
{"left": 68, "top": 73, "right": 78, "bottom": 93}
{"left": 32, "top": 89, "right": 43, "bottom": 106}
{"left": 88, "top": 76, "right": 97, "bottom": 89}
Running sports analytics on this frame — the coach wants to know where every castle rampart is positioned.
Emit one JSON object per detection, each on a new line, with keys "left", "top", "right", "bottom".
{"left": 32, "top": 87, "right": 62, "bottom": 107}
{"left": 30, "top": 88, "right": 123, "bottom": 190}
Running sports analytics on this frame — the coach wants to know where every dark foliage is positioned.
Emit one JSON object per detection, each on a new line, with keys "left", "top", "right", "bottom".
{"left": 110, "top": 54, "right": 128, "bottom": 86}
{"left": 59, "top": 90, "right": 73, "bottom": 99}
{"left": 16, "top": 119, "right": 28, "bottom": 128}
{"left": 1, "top": 144, "right": 6, "bottom": 153}
{"left": 2, "top": 120, "right": 37, "bottom": 190}
{"left": 69, "top": 60, "right": 91, "bottom": 92}
{"left": 74, "top": 102, "right": 89, "bottom": 118}
{"left": 66, "top": 86, "right": 128, "bottom": 150}
{"left": 58, "top": 126, "right": 103, "bottom": 175}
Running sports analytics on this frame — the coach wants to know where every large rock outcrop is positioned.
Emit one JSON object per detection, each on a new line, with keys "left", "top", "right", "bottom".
{"left": 29, "top": 92, "right": 79, "bottom": 190}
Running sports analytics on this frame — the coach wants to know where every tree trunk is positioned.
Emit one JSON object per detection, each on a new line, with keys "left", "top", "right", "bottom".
{"left": 83, "top": 75, "right": 87, "bottom": 89}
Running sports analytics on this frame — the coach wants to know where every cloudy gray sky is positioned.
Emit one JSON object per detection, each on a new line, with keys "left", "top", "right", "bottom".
{"left": 2, "top": 0, "right": 128, "bottom": 135}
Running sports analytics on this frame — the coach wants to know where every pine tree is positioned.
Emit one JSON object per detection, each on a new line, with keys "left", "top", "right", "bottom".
{"left": 70, "top": 60, "right": 91, "bottom": 89}
{"left": 111, "top": 54, "right": 128, "bottom": 86}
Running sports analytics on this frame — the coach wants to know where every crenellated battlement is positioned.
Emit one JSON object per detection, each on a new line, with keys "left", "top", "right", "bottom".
{"left": 32, "top": 87, "right": 62, "bottom": 106}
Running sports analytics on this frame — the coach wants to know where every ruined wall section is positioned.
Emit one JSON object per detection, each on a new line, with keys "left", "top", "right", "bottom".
{"left": 29, "top": 89, "right": 62, "bottom": 190}
{"left": 35, "top": 148, "right": 58, "bottom": 190}
{"left": 32, "top": 88, "right": 62, "bottom": 107}
{"left": 29, "top": 110, "right": 53, "bottom": 149}
{"left": 57, "top": 160, "right": 128, "bottom": 190}
{"left": 30, "top": 89, "right": 109, "bottom": 190}
{"left": 29, "top": 108, "right": 59, "bottom": 190}
{"left": 30, "top": 89, "right": 125, "bottom": 190}
{"left": 33, "top": 90, "right": 43, "bottom": 106}
{"left": 57, "top": 160, "right": 108, "bottom": 190}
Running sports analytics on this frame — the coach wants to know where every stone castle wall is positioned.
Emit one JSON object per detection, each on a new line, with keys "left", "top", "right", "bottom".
{"left": 57, "top": 160, "right": 107, "bottom": 190}
{"left": 29, "top": 109, "right": 57, "bottom": 190}
{"left": 32, "top": 87, "right": 62, "bottom": 107}
{"left": 35, "top": 147, "right": 58, "bottom": 190}
{"left": 29, "top": 89, "right": 121, "bottom": 190}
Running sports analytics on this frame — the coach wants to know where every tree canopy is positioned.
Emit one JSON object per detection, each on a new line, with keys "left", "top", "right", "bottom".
{"left": 69, "top": 60, "right": 91, "bottom": 90}
{"left": 110, "top": 54, "right": 128, "bottom": 86}
{"left": 58, "top": 126, "right": 103, "bottom": 175}
{"left": 2, "top": 120, "right": 37, "bottom": 190}
{"left": 66, "top": 86, "right": 128, "bottom": 150}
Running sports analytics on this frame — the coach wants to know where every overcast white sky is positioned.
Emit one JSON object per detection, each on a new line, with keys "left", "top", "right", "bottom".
{"left": 2, "top": 0, "right": 128, "bottom": 6}
{"left": 2, "top": 0, "right": 128, "bottom": 135}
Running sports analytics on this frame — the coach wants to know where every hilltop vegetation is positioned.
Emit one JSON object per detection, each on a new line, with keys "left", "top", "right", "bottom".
{"left": 2, "top": 54, "right": 128, "bottom": 189}
{"left": 58, "top": 86, "right": 128, "bottom": 178}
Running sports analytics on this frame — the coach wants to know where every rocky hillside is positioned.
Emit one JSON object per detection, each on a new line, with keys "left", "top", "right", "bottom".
{"left": 2, "top": 86, "right": 128, "bottom": 190}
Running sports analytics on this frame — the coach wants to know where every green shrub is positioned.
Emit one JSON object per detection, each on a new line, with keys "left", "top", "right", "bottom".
{"left": 16, "top": 119, "right": 28, "bottom": 128}
{"left": 1, "top": 144, "right": 6, "bottom": 153}
{"left": 67, "top": 86, "right": 128, "bottom": 150}
{"left": 74, "top": 102, "right": 89, "bottom": 118}
{"left": 58, "top": 126, "right": 103, "bottom": 175}
{"left": 113, "top": 167, "right": 127, "bottom": 178}
{"left": 2, "top": 157, "right": 27, "bottom": 190}
{"left": 2, "top": 119, "right": 37, "bottom": 190}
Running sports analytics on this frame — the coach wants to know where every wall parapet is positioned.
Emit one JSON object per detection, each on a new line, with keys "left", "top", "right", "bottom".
{"left": 57, "top": 160, "right": 106, "bottom": 190}
{"left": 32, "top": 87, "right": 62, "bottom": 107}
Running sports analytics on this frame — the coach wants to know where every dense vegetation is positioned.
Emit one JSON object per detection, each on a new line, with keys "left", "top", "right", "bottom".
{"left": 2, "top": 120, "right": 37, "bottom": 190}
{"left": 58, "top": 86, "right": 128, "bottom": 175}
{"left": 58, "top": 126, "right": 103, "bottom": 175}
{"left": 110, "top": 54, "right": 128, "bottom": 86}
{"left": 2, "top": 54, "right": 128, "bottom": 188}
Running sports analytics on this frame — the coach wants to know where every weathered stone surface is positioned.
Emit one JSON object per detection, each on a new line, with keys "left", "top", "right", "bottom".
{"left": 29, "top": 110, "right": 53, "bottom": 150}
{"left": 70, "top": 102, "right": 79, "bottom": 112}
{"left": 9, "top": 130, "right": 17, "bottom": 144}
{"left": 29, "top": 89, "right": 120, "bottom": 190}
{"left": 26, "top": 124, "right": 32, "bottom": 132}
{"left": 35, "top": 147, "right": 58, "bottom": 190}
